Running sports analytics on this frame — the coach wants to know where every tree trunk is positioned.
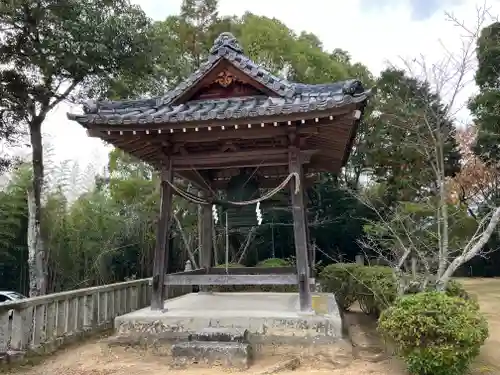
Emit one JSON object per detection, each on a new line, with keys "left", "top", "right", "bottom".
{"left": 27, "top": 189, "right": 37, "bottom": 297}
{"left": 173, "top": 211, "right": 198, "bottom": 268}
{"left": 237, "top": 227, "right": 256, "bottom": 264}
{"left": 29, "top": 120, "right": 48, "bottom": 296}
{"left": 439, "top": 206, "right": 500, "bottom": 286}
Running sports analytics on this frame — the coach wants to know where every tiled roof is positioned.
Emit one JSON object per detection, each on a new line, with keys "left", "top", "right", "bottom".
{"left": 160, "top": 32, "right": 296, "bottom": 104}
{"left": 68, "top": 32, "right": 371, "bottom": 126}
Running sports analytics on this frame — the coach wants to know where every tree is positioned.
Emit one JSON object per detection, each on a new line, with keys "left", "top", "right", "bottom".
{"left": 359, "top": 8, "right": 500, "bottom": 290}
{"left": 362, "top": 69, "right": 461, "bottom": 204}
{"left": 0, "top": 0, "right": 158, "bottom": 296}
{"left": 0, "top": 164, "right": 30, "bottom": 293}
{"left": 448, "top": 126, "right": 498, "bottom": 214}
{"left": 470, "top": 21, "right": 500, "bottom": 167}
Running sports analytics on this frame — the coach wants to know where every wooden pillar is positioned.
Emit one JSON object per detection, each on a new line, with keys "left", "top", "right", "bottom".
{"left": 151, "top": 162, "right": 173, "bottom": 310}
{"left": 199, "top": 190, "right": 213, "bottom": 292}
{"left": 288, "top": 147, "right": 313, "bottom": 312}
{"left": 303, "top": 189, "right": 315, "bottom": 278}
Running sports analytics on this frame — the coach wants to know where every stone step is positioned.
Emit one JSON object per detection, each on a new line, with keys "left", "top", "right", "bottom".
{"left": 171, "top": 341, "right": 252, "bottom": 369}
{"left": 190, "top": 327, "right": 249, "bottom": 343}
{"left": 103, "top": 331, "right": 191, "bottom": 347}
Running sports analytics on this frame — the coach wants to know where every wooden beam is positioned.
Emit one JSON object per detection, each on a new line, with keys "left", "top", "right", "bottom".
{"left": 102, "top": 125, "right": 328, "bottom": 148}
{"left": 205, "top": 266, "right": 296, "bottom": 275}
{"left": 171, "top": 149, "right": 318, "bottom": 170}
{"left": 169, "top": 268, "right": 207, "bottom": 275}
{"left": 151, "top": 162, "right": 173, "bottom": 310}
{"left": 147, "top": 266, "right": 299, "bottom": 287}
{"left": 172, "top": 148, "right": 287, "bottom": 163}
{"left": 86, "top": 106, "right": 356, "bottom": 133}
{"left": 88, "top": 115, "right": 349, "bottom": 143}
{"left": 174, "top": 161, "right": 288, "bottom": 171}
{"left": 148, "top": 268, "right": 211, "bottom": 285}
{"left": 288, "top": 146, "right": 313, "bottom": 312}
{"left": 176, "top": 171, "right": 214, "bottom": 190}
{"left": 163, "top": 274, "right": 316, "bottom": 286}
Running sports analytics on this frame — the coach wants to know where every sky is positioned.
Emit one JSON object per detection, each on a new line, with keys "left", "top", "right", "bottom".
{"left": 42, "top": 0, "right": 500, "bottom": 177}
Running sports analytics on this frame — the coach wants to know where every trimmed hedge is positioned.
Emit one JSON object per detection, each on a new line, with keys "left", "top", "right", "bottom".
{"left": 318, "top": 263, "right": 472, "bottom": 316}
{"left": 256, "top": 258, "right": 290, "bottom": 267}
{"left": 318, "top": 263, "right": 359, "bottom": 310}
{"left": 378, "top": 292, "right": 488, "bottom": 375}
{"left": 319, "top": 263, "right": 488, "bottom": 375}
{"left": 318, "top": 263, "right": 397, "bottom": 315}
{"left": 354, "top": 265, "right": 397, "bottom": 315}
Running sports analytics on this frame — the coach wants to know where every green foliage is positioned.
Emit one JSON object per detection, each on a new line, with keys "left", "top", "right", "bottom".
{"left": 0, "top": 0, "right": 157, "bottom": 107}
{"left": 404, "top": 278, "right": 467, "bottom": 296}
{"left": 470, "top": 22, "right": 500, "bottom": 166}
{"left": 308, "top": 174, "right": 376, "bottom": 259}
{"left": 113, "top": 2, "right": 373, "bottom": 98}
{"left": 378, "top": 292, "right": 489, "bottom": 375}
{"left": 0, "top": 0, "right": 160, "bottom": 295}
{"left": 256, "top": 258, "right": 290, "bottom": 267}
{"left": 318, "top": 263, "right": 360, "bottom": 310}
{"left": 354, "top": 266, "right": 397, "bottom": 315}
{"left": 443, "top": 280, "right": 471, "bottom": 301}
{"left": 319, "top": 264, "right": 397, "bottom": 315}
{"left": 363, "top": 69, "right": 460, "bottom": 203}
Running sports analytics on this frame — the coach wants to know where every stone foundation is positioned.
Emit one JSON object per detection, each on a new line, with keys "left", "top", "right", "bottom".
{"left": 114, "top": 292, "right": 342, "bottom": 344}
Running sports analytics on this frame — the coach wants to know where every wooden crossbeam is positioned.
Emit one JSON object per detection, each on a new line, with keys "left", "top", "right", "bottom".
{"left": 149, "top": 266, "right": 300, "bottom": 286}
{"left": 205, "top": 266, "right": 296, "bottom": 275}
{"left": 163, "top": 274, "right": 315, "bottom": 286}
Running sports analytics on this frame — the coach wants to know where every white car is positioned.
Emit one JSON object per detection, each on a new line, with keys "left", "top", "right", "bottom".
{"left": 0, "top": 291, "right": 27, "bottom": 318}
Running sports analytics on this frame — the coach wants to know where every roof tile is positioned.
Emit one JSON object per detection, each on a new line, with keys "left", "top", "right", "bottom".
{"left": 68, "top": 33, "right": 371, "bottom": 126}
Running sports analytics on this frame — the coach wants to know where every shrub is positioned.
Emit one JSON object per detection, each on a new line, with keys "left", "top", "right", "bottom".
{"left": 319, "top": 263, "right": 360, "bottom": 310}
{"left": 378, "top": 292, "right": 489, "bottom": 375}
{"left": 318, "top": 264, "right": 397, "bottom": 314}
{"left": 256, "top": 258, "right": 290, "bottom": 267}
{"left": 445, "top": 280, "right": 470, "bottom": 300}
{"left": 404, "top": 279, "right": 474, "bottom": 304}
{"left": 354, "top": 266, "right": 397, "bottom": 316}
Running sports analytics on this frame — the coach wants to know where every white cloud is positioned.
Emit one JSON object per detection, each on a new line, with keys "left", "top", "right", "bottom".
{"left": 44, "top": 0, "right": 499, "bottom": 174}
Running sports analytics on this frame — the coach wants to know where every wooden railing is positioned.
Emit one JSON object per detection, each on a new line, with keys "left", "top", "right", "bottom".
{"left": 0, "top": 279, "right": 189, "bottom": 357}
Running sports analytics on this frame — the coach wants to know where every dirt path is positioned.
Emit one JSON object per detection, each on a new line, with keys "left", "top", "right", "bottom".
{"left": 3, "top": 306, "right": 407, "bottom": 375}
{"left": 5, "top": 279, "right": 500, "bottom": 375}
{"left": 461, "top": 278, "right": 500, "bottom": 375}
{"left": 5, "top": 340, "right": 401, "bottom": 375}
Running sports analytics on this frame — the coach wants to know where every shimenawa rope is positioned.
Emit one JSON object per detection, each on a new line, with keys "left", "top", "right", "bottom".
{"left": 165, "top": 172, "right": 300, "bottom": 207}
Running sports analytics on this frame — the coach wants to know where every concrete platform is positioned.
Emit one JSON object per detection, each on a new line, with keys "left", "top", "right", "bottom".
{"left": 114, "top": 292, "right": 342, "bottom": 345}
